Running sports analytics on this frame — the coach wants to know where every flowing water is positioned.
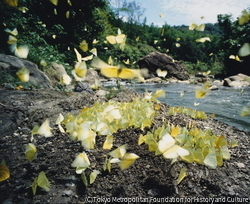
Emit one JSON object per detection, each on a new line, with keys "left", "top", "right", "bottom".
{"left": 124, "top": 83, "right": 250, "bottom": 132}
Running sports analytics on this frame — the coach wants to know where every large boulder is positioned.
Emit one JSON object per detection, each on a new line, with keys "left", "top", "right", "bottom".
{"left": 0, "top": 54, "right": 52, "bottom": 87}
{"left": 223, "top": 73, "right": 250, "bottom": 87}
{"left": 138, "top": 52, "right": 190, "bottom": 80}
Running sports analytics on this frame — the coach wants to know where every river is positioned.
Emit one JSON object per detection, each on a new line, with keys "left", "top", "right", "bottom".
{"left": 124, "top": 83, "right": 250, "bottom": 132}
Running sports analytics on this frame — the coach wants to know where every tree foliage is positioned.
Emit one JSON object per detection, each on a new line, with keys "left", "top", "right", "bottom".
{"left": 0, "top": 0, "right": 249, "bottom": 76}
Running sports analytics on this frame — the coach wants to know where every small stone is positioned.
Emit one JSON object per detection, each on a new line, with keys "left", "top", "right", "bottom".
{"left": 62, "top": 190, "right": 73, "bottom": 196}
{"left": 148, "top": 188, "right": 160, "bottom": 197}
{"left": 237, "top": 163, "right": 245, "bottom": 168}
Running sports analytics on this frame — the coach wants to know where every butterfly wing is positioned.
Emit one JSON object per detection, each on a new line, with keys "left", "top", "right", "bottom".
{"left": 118, "top": 153, "right": 139, "bottom": 170}
{"left": 158, "top": 133, "right": 175, "bottom": 153}
{"left": 118, "top": 68, "right": 139, "bottom": 79}
{"left": 195, "top": 24, "right": 205, "bottom": 31}
{"left": 106, "top": 35, "right": 117, "bottom": 44}
{"left": 0, "top": 164, "right": 10, "bottom": 182}
{"left": 238, "top": 43, "right": 250, "bottom": 57}
{"left": 100, "top": 67, "right": 119, "bottom": 78}
{"left": 115, "top": 34, "right": 126, "bottom": 43}
{"left": 189, "top": 23, "right": 197, "bottom": 30}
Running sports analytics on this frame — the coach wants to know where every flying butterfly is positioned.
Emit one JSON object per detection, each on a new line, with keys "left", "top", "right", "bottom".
{"left": 79, "top": 40, "right": 88, "bottom": 52}
{"left": 4, "top": 0, "right": 18, "bottom": 6}
{"left": 229, "top": 55, "right": 240, "bottom": 61}
{"left": 238, "top": 9, "right": 250, "bottom": 25}
{"left": 10, "top": 44, "right": 29, "bottom": 58}
{"left": 16, "top": 67, "right": 30, "bottom": 82}
{"left": 49, "top": 0, "right": 58, "bottom": 6}
{"left": 156, "top": 69, "right": 167, "bottom": 78}
{"left": 196, "top": 37, "right": 211, "bottom": 42}
{"left": 189, "top": 23, "right": 205, "bottom": 31}
{"left": 106, "top": 34, "right": 126, "bottom": 44}
{"left": 90, "top": 56, "right": 146, "bottom": 80}
{"left": 238, "top": 43, "right": 250, "bottom": 57}
{"left": 195, "top": 86, "right": 209, "bottom": 98}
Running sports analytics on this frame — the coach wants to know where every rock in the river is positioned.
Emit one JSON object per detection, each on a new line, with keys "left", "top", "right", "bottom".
{"left": 138, "top": 52, "right": 190, "bottom": 80}
{"left": 223, "top": 73, "right": 250, "bottom": 87}
{"left": 0, "top": 54, "right": 52, "bottom": 87}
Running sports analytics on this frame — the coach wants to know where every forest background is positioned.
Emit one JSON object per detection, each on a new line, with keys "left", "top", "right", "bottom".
{"left": 0, "top": 0, "right": 249, "bottom": 79}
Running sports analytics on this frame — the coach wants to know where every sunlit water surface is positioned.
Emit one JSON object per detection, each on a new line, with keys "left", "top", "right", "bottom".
{"left": 123, "top": 83, "right": 250, "bottom": 132}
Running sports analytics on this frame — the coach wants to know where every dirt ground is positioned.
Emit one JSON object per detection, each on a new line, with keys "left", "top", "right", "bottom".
{"left": 0, "top": 87, "right": 249, "bottom": 204}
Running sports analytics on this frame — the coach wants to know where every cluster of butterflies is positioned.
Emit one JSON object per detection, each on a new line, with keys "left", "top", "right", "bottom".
{"left": 28, "top": 91, "right": 164, "bottom": 184}
{"left": 139, "top": 123, "right": 237, "bottom": 170}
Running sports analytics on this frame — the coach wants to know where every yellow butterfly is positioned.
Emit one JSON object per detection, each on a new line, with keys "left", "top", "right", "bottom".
{"left": 123, "top": 59, "right": 130, "bottom": 65}
{"left": 161, "top": 28, "right": 165, "bottom": 36}
{"left": 89, "top": 170, "right": 100, "bottom": 184}
{"left": 60, "top": 74, "right": 72, "bottom": 85}
{"left": 0, "top": 164, "right": 10, "bottom": 182}
{"left": 109, "top": 144, "right": 127, "bottom": 158}
{"left": 175, "top": 43, "right": 181, "bottom": 47}
{"left": 37, "top": 119, "right": 53, "bottom": 137}
{"left": 103, "top": 135, "right": 114, "bottom": 149}
{"left": 89, "top": 48, "right": 97, "bottom": 56}
{"left": 74, "top": 48, "right": 82, "bottom": 63}
{"left": 7, "top": 35, "right": 17, "bottom": 44}
{"left": 203, "top": 151, "right": 217, "bottom": 169}
{"left": 238, "top": 43, "right": 250, "bottom": 57}
{"left": 74, "top": 61, "right": 87, "bottom": 78}
{"left": 156, "top": 69, "right": 167, "bottom": 77}
{"left": 54, "top": 8, "right": 57, "bottom": 15}
{"left": 91, "top": 57, "right": 143, "bottom": 79}
{"left": 107, "top": 56, "right": 113, "bottom": 65}
{"left": 79, "top": 40, "right": 88, "bottom": 52}
{"left": 4, "top": 0, "right": 18, "bottom": 7}
{"left": 189, "top": 23, "right": 205, "bottom": 31}
{"left": 106, "top": 34, "right": 126, "bottom": 44}
{"left": 195, "top": 87, "right": 209, "bottom": 98}
{"left": 118, "top": 153, "right": 140, "bottom": 170}
{"left": 158, "top": 133, "right": 189, "bottom": 159}
{"left": 240, "top": 106, "right": 250, "bottom": 117}
{"left": 16, "top": 67, "right": 30, "bottom": 82}
{"left": 40, "top": 59, "right": 47, "bottom": 66}
{"left": 32, "top": 171, "right": 50, "bottom": 195}
{"left": 49, "top": 0, "right": 58, "bottom": 6}
{"left": 56, "top": 113, "right": 65, "bottom": 133}
{"left": 71, "top": 152, "right": 90, "bottom": 171}
{"left": 67, "top": 0, "right": 72, "bottom": 6}
{"left": 25, "top": 143, "right": 37, "bottom": 161}
{"left": 176, "top": 167, "right": 187, "bottom": 185}
{"left": 18, "top": 6, "right": 28, "bottom": 13}
{"left": 10, "top": 44, "right": 29, "bottom": 58}
{"left": 92, "top": 39, "right": 98, "bottom": 44}
{"left": 195, "top": 37, "right": 211, "bottom": 42}
{"left": 229, "top": 55, "right": 240, "bottom": 61}
{"left": 238, "top": 10, "right": 250, "bottom": 25}
{"left": 159, "top": 14, "right": 164, "bottom": 17}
